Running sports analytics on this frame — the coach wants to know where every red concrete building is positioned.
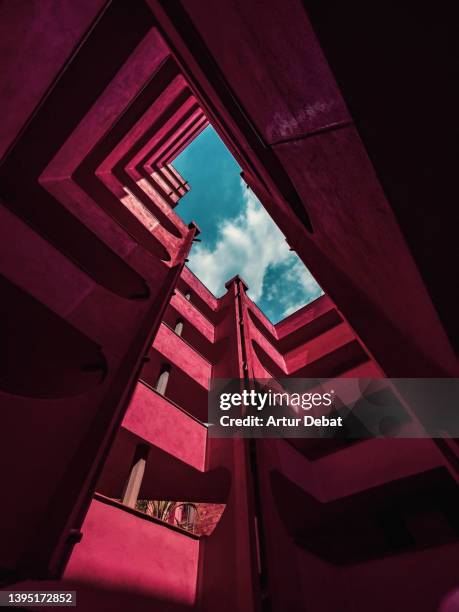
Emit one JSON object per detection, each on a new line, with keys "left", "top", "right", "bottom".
{"left": 0, "top": 2, "right": 458, "bottom": 611}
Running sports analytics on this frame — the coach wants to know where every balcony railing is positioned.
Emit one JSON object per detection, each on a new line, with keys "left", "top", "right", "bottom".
{"left": 93, "top": 493, "right": 224, "bottom": 537}
{"left": 135, "top": 499, "right": 225, "bottom": 536}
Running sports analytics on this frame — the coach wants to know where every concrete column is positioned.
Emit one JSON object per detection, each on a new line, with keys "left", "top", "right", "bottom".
{"left": 174, "top": 319, "right": 184, "bottom": 336}
{"left": 155, "top": 364, "right": 171, "bottom": 395}
{"left": 122, "top": 444, "right": 149, "bottom": 508}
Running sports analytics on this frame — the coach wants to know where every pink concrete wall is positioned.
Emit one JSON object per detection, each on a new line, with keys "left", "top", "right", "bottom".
{"left": 64, "top": 498, "right": 200, "bottom": 608}
{"left": 0, "top": 2, "right": 197, "bottom": 581}
{"left": 169, "top": 290, "right": 215, "bottom": 343}
{"left": 0, "top": 0, "right": 105, "bottom": 158}
{"left": 343, "top": 542, "right": 459, "bottom": 612}
{"left": 122, "top": 382, "right": 207, "bottom": 471}
{"left": 153, "top": 323, "right": 212, "bottom": 389}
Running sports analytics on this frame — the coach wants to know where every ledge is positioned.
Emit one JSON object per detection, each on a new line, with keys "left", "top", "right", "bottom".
{"left": 161, "top": 321, "right": 213, "bottom": 366}
{"left": 173, "top": 288, "right": 218, "bottom": 329}
{"left": 93, "top": 492, "right": 202, "bottom": 540}
{"left": 138, "top": 378, "right": 209, "bottom": 428}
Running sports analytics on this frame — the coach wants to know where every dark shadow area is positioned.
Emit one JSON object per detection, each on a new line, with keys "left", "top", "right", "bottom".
{"left": 0, "top": 275, "right": 106, "bottom": 398}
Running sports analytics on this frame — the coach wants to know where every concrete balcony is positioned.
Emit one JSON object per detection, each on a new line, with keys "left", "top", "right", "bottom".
{"left": 122, "top": 382, "right": 207, "bottom": 471}
{"left": 285, "top": 321, "right": 358, "bottom": 374}
{"left": 168, "top": 291, "right": 215, "bottom": 345}
{"left": 152, "top": 323, "right": 212, "bottom": 391}
{"left": 63, "top": 495, "right": 200, "bottom": 611}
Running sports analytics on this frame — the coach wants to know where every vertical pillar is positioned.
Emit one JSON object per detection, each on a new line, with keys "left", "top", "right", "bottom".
{"left": 122, "top": 444, "right": 149, "bottom": 508}
{"left": 155, "top": 363, "right": 171, "bottom": 395}
{"left": 174, "top": 319, "right": 184, "bottom": 336}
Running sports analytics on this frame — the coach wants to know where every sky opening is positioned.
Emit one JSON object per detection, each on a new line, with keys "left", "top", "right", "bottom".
{"left": 173, "top": 125, "right": 323, "bottom": 323}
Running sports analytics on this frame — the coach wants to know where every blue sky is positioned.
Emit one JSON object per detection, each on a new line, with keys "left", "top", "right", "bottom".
{"left": 173, "top": 126, "right": 323, "bottom": 323}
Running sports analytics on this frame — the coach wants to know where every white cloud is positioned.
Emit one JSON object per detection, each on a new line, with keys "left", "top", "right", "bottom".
{"left": 263, "top": 258, "right": 323, "bottom": 319}
{"left": 189, "top": 183, "right": 291, "bottom": 300}
{"left": 188, "top": 181, "right": 323, "bottom": 317}
{"left": 282, "top": 301, "right": 308, "bottom": 317}
{"left": 281, "top": 259, "right": 323, "bottom": 315}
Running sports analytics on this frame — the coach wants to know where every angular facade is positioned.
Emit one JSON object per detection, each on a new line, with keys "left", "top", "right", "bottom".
{"left": 1, "top": 2, "right": 458, "bottom": 611}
